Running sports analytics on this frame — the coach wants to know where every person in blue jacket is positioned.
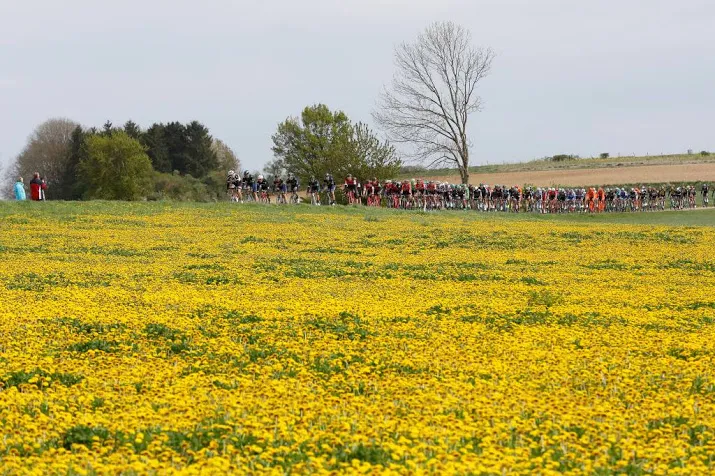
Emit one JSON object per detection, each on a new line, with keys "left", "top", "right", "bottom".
{"left": 14, "top": 177, "right": 26, "bottom": 200}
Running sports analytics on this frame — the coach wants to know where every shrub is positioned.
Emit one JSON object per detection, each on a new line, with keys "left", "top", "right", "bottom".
{"left": 150, "top": 170, "right": 231, "bottom": 202}
{"left": 600, "top": 153, "right": 610, "bottom": 159}
{"left": 550, "top": 154, "right": 579, "bottom": 162}
{"left": 700, "top": 151, "right": 710, "bottom": 156}
{"left": 150, "top": 172, "right": 211, "bottom": 201}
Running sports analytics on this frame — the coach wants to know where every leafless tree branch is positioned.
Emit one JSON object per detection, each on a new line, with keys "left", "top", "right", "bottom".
{"left": 373, "top": 21, "right": 494, "bottom": 184}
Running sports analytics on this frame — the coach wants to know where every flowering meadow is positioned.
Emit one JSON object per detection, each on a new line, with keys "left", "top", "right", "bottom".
{"left": 0, "top": 203, "right": 714, "bottom": 475}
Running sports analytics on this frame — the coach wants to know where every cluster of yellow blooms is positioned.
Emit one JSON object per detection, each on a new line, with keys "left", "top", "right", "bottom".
{"left": 0, "top": 205, "right": 714, "bottom": 474}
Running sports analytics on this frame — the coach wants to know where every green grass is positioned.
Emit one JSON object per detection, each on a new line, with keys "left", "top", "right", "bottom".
{"left": 1, "top": 200, "right": 714, "bottom": 227}
{"left": 493, "top": 208, "right": 715, "bottom": 227}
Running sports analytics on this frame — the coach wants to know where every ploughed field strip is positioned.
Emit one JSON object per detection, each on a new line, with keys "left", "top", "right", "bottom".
{"left": 429, "top": 162, "right": 715, "bottom": 188}
{"left": 0, "top": 205, "right": 714, "bottom": 474}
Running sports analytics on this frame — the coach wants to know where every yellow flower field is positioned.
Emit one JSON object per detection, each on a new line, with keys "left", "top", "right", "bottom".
{"left": 0, "top": 204, "right": 714, "bottom": 475}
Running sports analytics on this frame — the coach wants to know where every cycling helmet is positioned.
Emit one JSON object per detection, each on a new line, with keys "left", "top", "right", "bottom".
{"left": 258, "top": 175, "right": 264, "bottom": 181}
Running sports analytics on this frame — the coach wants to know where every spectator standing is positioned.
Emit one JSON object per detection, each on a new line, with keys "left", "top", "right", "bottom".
{"left": 29, "top": 172, "right": 47, "bottom": 201}
{"left": 14, "top": 177, "right": 26, "bottom": 200}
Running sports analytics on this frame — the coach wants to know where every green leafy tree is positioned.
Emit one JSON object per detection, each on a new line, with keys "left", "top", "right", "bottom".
{"left": 271, "top": 104, "right": 352, "bottom": 182}
{"left": 79, "top": 131, "right": 153, "bottom": 200}
{"left": 271, "top": 104, "right": 400, "bottom": 183}
{"left": 347, "top": 122, "right": 401, "bottom": 180}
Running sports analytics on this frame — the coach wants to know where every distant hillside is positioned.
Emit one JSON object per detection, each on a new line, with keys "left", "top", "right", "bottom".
{"left": 399, "top": 152, "right": 715, "bottom": 179}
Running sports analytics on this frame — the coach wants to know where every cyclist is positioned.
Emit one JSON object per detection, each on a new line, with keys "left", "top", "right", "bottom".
{"left": 657, "top": 186, "right": 666, "bottom": 210}
{"left": 276, "top": 177, "right": 287, "bottom": 204}
{"left": 242, "top": 171, "right": 254, "bottom": 201}
{"left": 688, "top": 185, "right": 697, "bottom": 208}
{"left": 364, "top": 178, "right": 380, "bottom": 207}
{"left": 510, "top": 185, "right": 521, "bottom": 212}
{"left": 286, "top": 173, "right": 300, "bottom": 204}
{"left": 702, "top": 182, "right": 710, "bottom": 207}
{"left": 586, "top": 187, "right": 596, "bottom": 213}
{"left": 400, "top": 180, "right": 412, "bottom": 209}
{"left": 414, "top": 179, "right": 425, "bottom": 208}
{"left": 272, "top": 175, "right": 282, "bottom": 194}
{"left": 307, "top": 176, "right": 321, "bottom": 205}
{"left": 255, "top": 174, "right": 270, "bottom": 203}
{"left": 387, "top": 180, "right": 401, "bottom": 208}
{"left": 356, "top": 179, "right": 364, "bottom": 203}
{"left": 597, "top": 187, "right": 606, "bottom": 212}
{"left": 323, "top": 173, "right": 336, "bottom": 206}
{"left": 557, "top": 188, "right": 566, "bottom": 213}
{"left": 462, "top": 184, "right": 471, "bottom": 210}
{"left": 605, "top": 188, "right": 615, "bottom": 212}
{"left": 344, "top": 174, "right": 359, "bottom": 205}
{"left": 226, "top": 170, "right": 238, "bottom": 202}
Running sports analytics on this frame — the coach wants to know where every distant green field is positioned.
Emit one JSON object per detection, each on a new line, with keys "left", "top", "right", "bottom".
{"left": 2, "top": 201, "right": 714, "bottom": 228}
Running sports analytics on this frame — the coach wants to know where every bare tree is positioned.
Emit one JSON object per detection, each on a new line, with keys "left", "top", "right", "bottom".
{"left": 373, "top": 21, "right": 494, "bottom": 184}
{"left": 6, "top": 118, "right": 79, "bottom": 196}
{"left": 211, "top": 139, "right": 241, "bottom": 172}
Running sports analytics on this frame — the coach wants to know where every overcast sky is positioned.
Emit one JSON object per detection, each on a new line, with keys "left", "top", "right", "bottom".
{"left": 1, "top": 0, "right": 713, "bottom": 172}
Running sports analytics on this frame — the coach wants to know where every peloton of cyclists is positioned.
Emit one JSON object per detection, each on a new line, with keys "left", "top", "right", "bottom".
{"left": 228, "top": 169, "right": 710, "bottom": 213}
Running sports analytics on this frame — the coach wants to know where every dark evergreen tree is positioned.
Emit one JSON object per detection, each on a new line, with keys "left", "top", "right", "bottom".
{"left": 142, "top": 123, "right": 172, "bottom": 173}
{"left": 102, "top": 120, "right": 114, "bottom": 136}
{"left": 123, "top": 120, "right": 141, "bottom": 140}
{"left": 184, "top": 121, "right": 218, "bottom": 178}
{"left": 57, "top": 125, "right": 88, "bottom": 200}
{"left": 164, "top": 121, "right": 189, "bottom": 174}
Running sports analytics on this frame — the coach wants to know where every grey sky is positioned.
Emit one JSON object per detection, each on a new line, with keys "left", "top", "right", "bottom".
{"left": 1, "top": 0, "right": 713, "bottom": 173}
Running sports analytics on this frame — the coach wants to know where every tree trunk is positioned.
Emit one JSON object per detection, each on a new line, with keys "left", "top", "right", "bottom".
{"left": 460, "top": 150, "right": 470, "bottom": 184}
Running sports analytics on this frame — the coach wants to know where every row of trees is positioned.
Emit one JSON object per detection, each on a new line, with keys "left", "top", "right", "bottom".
{"left": 5, "top": 119, "right": 239, "bottom": 200}
{"left": 6, "top": 21, "right": 493, "bottom": 199}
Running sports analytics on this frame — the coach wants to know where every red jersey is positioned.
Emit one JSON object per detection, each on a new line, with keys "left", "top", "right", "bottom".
{"left": 30, "top": 178, "right": 47, "bottom": 201}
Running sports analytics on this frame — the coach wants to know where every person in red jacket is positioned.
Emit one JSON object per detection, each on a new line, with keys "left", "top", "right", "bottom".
{"left": 29, "top": 172, "right": 47, "bottom": 201}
